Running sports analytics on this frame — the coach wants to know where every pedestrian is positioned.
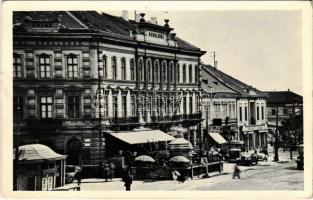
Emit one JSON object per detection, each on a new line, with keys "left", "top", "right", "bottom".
{"left": 122, "top": 169, "right": 133, "bottom": 191}
{"left": 102, "top": 161, "right": 110, "bottom": 182}
{"left": 232, "top": 164, "right": 241, "bottom": 179}
{"left": 74, "top": 166, "right": 83, "bottom": 190}
{"left": 109, "top": 162, "right": 115, "bottom": 180}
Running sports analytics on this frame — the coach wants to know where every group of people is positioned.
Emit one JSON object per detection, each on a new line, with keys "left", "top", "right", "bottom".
{"left": 101, "top": 161, "right": 115, "bottom": 182}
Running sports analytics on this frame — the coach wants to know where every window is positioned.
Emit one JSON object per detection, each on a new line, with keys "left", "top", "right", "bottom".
{"left": 244, "top": 107, "right": 247, "bottom": 121}
{"left": 176, "top": 63, "right": 180, "bottom": 83}
{"left": 40, "top": 96, "right": 53, "bottom": 118}
{"left": 67, "top": 54, "right": 78, "bottom": 78}
{"left": 67, "top": 96, "right": 80, "bottom": 118}
{"left": 195, "top": 96, "right": 199, "bottom": 112}
{"left": 139, "top": 59, "right": 144, "bottom": 81}
{"left": 99, "top": 55, "right": 107, "bottom": 78}
{"left": 121, "top": 58, "right": 126, "bottom": 80}
{"left": 272, "top": 108, "right": 276, "bottom": 115}
{"left": 13, "top": 96, "right": 24, "bottom": 121}
{"left": 162, "top": 62, "right": 167, "bottom": 82}
{"left": 99, "top": 89, "right": 108, "bottom": 117}
{"left": 189, "top": 96, "right": 193, "bottom": 114}
{"left": 147, "top": 60, "right": 152, "bottom": 82}
{"left": 195, "top": 65, "right": 198, "bottom": 83}
{"left": 122, "top": 95, "right": 127, "bottom": 118}
{"left": 13, "top": 54, "right": 22, "bottom": 78}
{"left": 131, "top": 96, "right": 136, "bottom": 116}
{"left": 261, "top": 106, "right": 264, "bottom": 120}
{"left": 169, "top": 62, "right": 174, "bottom": 83}
{"left": 112, "top": 57, "right": 117, "bottom": 79}
{"left": 154, "top": 61, "right": 159, "bottom": 82}
{"left": 183, "top": 97, "right": 187, "bottom": 115}
{"left": 130, "top": 59, "right": 135, "bottom": 81}
{"left": 283, "top": 108, "right": 288, "bottom": 115}
{"left": 39, "top": 54, "right": 51, "bottom": 78}
{"left": 239, "top": 107, "right": 242, "bottom": 121}
{"left": 189, "top": 64, "right": 192, "bottom": 83}
{"left": 257, "top": 106, "right": 260, "bottom": 120}
{"left": 113, "top": 95, "right": 118, "bottom": 118}
{"left": 183, "top": 64, "right": 186, "bottom": 83}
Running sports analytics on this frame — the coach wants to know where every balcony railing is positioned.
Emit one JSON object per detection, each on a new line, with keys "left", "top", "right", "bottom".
{"left": 150, "top": 115, "right": 182, "bottom": 123}
{"left": 109, "top": 116, "right": 139, "bottom": 125}
{"left": 182, "top": 113, "right": 202, "bottom": 121}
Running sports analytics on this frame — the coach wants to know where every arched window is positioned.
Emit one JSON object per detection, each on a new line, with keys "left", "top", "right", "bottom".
{"left": 67, "top": 54, "right": 78, "bottom": 78}
{"left": 154, "top": 60, "right": 159, "bottom": 82}
{"left": 112, "top": 57, "right": 117, "bottom": 79}
{"left": 121, "top": 58, "right": 126, "bottom": 80}
{"left": 130, "top": 59, "right": 135, "bottom": 81}
{"left": 176, "top": 63, "right": 180, "bottom": 83}
{"left": 182, "top": 64, "right": 186, "bottom": 83}
{"left": 169, "top": 62, "right": 174, "bottom": 83}
{"left": 147, "top": 60, "right": 152, "bottom": 82}
{"left": 39, "top": 54, "right": 51, "bottom": 78}
{"left": 139, "top": 59, "right": 144, "bottom": 81}
{"left": 189, "top": 64, "right": 192, "bottom": 83}
{"left": 13, "top": 53, "right": 22, "bottom": 78}
{"left": 162, "top": 61, "right": 167, "bottom": 82}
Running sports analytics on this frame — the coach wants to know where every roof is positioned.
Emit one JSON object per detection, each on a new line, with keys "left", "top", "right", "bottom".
{"left": 202, "top": 64, "right": 267, "bottom": 98}
{"left": 13, "top": 11, "right": 202, "bottom": 52}
{"left": 264, "top": 91, "right": 303, "bottom": 104}
{"left": 14, "top": 144, "right": 66, "bottom": 162}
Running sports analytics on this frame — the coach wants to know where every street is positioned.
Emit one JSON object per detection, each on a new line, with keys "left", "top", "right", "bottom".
{"left": 67, "top": 148, "right": 303, "bottom": 191}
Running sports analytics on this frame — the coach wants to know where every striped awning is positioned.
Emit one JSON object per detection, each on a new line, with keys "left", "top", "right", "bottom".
{"left": 208, "top": 132, "right": 227, "bottom": 144}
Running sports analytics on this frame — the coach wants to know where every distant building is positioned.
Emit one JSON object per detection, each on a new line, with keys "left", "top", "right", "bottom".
{"left": 265, "top": 90, "right": 303, "bottom": 144}
{"left": 201, "top": 65, "right": 268, "bottom": 151}
{"left": 13, "top": 11, "right": 205, "bottom": 168}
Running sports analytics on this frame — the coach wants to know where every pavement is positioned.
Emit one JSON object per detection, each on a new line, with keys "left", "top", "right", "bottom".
{"left": 63, "top": 148, "right": 303, "bottom": 191}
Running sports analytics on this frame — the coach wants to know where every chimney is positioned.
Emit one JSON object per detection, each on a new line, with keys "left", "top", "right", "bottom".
{"left": 139, "top": 13, "right": 146, "bottom": 22}
{"left": 170, "top": 33, "right": 176, "bottom": 40}
{"left": 164, "top": 19, "right": 170, "bottom": 27}
{"left": 122, "top": 10, "right": 128, "bottom": 21}
{"left": 135, "top": 13, "right": 141, "bottom": 22}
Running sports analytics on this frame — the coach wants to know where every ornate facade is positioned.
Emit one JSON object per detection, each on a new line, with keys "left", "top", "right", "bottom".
{"left": 13, "top": 11, "right": 205, "bottom": 166}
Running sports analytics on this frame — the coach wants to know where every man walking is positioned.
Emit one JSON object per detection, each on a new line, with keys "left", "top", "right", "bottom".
{"left": 232, "top": 163, "right": 241, "bottom": 179}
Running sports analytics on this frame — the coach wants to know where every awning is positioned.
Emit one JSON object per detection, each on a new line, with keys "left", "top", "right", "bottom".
{"left": 208, "top": 132, "right": 227, "bottom": 144}
{"left": 267, "top": 121, "right": 283, "bottom": 127}
{"left": 108, "top": 130, "right": 174, "bottom": 145}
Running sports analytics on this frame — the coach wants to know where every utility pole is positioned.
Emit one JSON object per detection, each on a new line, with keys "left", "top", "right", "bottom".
{"left": 274, "top": 107, "right": 279, "bottom": 162}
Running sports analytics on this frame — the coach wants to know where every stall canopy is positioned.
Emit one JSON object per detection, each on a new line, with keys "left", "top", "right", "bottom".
{"left": 208, "top": 132, "right": 227, "bottom": 144}
{"left": 108, "top": 130, "right": 174, "bottom": 145}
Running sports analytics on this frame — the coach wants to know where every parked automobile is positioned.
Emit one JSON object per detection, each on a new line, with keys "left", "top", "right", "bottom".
{"left": 236, "top": 153, "right": 258, "bottom": 166}
{"left": 65, "top": 165, "right": 77, "bottom": 184}
{"left": 228, "top": 148, "right": 242, "bottom": 162}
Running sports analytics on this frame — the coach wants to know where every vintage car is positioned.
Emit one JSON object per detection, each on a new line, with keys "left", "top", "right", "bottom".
{"left": 236, "top": 153, "right": 258, "bottom": 166}
{"left": 228, "top": 148, "right": 242, "bottom": 162}
{"left": 295, "top": 144, "right": 303, "bottom": 170}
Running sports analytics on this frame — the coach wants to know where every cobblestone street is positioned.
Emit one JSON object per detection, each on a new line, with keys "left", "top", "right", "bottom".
{"left": 67, "top": 149, "right": 303, "bottom": 191}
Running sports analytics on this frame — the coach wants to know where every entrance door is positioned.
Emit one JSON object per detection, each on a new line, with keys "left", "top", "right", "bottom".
{"left": 67, "top": 138, "right": 82, "bottom": 165}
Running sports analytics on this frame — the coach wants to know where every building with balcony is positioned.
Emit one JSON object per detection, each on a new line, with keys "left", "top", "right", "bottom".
{"left": 201, "top": 65, "right": 268, "bottom": 151}
{"left": 13, "top": 11, "right": 205, "bottom": 168}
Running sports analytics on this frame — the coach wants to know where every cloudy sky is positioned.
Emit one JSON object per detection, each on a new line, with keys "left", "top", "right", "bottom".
{"left": 106, "top": 10, "right": 303, "bottom": 95}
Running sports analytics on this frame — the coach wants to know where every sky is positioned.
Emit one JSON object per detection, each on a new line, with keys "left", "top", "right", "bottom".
{"left": 105, "top": 10, "right": 303, "bottom": 95}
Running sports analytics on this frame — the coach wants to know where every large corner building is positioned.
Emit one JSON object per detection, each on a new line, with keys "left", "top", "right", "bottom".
{"left": 13, "top": 11, "right": 205, "bottom": 167}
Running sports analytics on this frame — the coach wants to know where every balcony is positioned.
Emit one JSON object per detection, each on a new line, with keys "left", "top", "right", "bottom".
{"left": 150, "top": 115, "right": 182, "bottom": 123}
{"left": 109, "top": 116, "right": 139, "bottom": 125}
